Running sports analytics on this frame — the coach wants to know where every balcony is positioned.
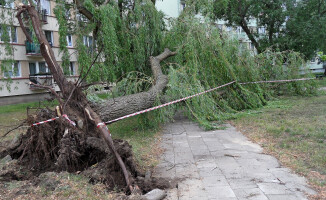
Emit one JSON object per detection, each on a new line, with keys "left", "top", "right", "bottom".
{"left": 29, "top": 73, "right": 53, "bottom": 90}
{"left": 236, "top": 33, "right": 249, "bottom": 41}
{"left": 25, "top": 41, "right": 42, "bottom": 56}
{"left": 23, "top": 9, "right": 48, "bottom": 23}
{"left": 39, "top": 9, "right": 48, "bottom": 23}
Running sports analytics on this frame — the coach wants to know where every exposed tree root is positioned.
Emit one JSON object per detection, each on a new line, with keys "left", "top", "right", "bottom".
{"left": 0, "top": 108, "right": 174, "bottom": 194}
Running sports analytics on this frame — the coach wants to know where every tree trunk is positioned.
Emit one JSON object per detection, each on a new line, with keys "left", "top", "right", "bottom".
{"left": 93, "top": 49, "right": 176, "bottom": 122}
{"left": 240, "top": 20, "right": 261, "bottom": 54}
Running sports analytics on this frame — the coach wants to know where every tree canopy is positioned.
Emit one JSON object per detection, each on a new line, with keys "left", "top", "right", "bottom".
{"left": 191, "top": 0, "right": 326, "bottom": 59}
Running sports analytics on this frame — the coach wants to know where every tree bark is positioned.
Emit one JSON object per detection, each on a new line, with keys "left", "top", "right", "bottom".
{"left": 240, "top": 20, "right": 261, "bottom": 54}
{"left": 93, "top": 48, "right": 176, "bottom": 122}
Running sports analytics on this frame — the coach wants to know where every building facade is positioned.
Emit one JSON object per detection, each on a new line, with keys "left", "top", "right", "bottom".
{"left": 0, "top": 0, "right": 79, "bottom": 105}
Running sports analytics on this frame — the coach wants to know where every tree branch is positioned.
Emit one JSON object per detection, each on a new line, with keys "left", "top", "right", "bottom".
{"left": 93, "top": 48, "right": 177, "bottom": 122}
{"left": 63, "top": 46, "right": 103, "bottom": 112}
{"left": 1, "top": 120, "right": 26, "bottom": 138}
{"left": 74, "top": 0, "right": 93, "bottom": 20}
{"left": 77, "top": 46, "right": 103, "bottom": 86}
{"left": 80, "top": 81, "right": 107, "bottom": 89}
{"left": 29, "top": 82, "right": 63, "bottom": 106}
{"left": 16, "top": 7, "right": 32, "bottom": 42}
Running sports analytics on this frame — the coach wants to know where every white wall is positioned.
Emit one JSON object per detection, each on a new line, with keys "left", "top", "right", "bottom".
{"left": 0, "top": 77, "right": 77, "bottom": 97}
{"left": 155, "top": 0, "right": 181, "bottom": 18}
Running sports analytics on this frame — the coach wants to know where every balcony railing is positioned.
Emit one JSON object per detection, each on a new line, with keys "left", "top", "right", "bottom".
{"left": 39, "top": 9, "right": 48, "bottom": 23}
{"left": 23, "top": 9, "right": 48, "bottom": 23}
{"left": 25, "top": 41, "right": 41, "bottom": 56}
{"left": 29, "top": 73, "right": 53, "bottom": 90}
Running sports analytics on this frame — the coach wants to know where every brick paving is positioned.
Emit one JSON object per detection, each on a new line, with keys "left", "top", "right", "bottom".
{"left": 153, "top": 116, "right": 316, "bottom": 200}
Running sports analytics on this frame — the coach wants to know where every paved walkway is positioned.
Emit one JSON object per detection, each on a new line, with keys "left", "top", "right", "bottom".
{"left": 153, "top": 116, "right": 317, "bottom": 200}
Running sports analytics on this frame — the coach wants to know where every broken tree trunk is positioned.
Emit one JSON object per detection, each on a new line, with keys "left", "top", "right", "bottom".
{"left": 93, "top": 48, "right": 176, "bottom": 122}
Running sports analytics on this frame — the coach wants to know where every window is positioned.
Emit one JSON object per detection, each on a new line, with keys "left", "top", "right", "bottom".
{"left": 83, "top": 36, "right": 93, "bottom": 47}
{"left": 69, "top": 62, "right": 75, "bottom": 75}
{"left": 76, "top": 13, "right": 88, "bottom": 22}
{"left": 3, "top": 62, "right": 21, "bottom": 78}
{"left": 39, "top": 62, "right": 48, "bottom": 74}
{"left": 236, "top": 26, "right": 242, "bottom": 34}
{"left": 29, "top": 62, "right": 49, "bottom": 75}
{"left": 11, "top": 27, "right": 17, "bottom": 43}
{"left": 258, "top": 27, "right": 266, "bottom": 34}
{"left": 180, "top": 0, "right": 186, "bottom": 10}
{"left": 40, "top": 0, "right": 51, "bottom": 15}
{"left": 44, "top": 30, "right": 53, "bottom": 46}
{"left": 66, "top": 34, "right": 73, "bottom": 47}
{"left": 29, "top": 62, "right": 37, "bottom": 75}
{"left": 65, "top": 8, "right": 71, "bottom": 20}
{"left": 26, "top": 28, "right": 33, "bottom": 40}
{"left": 0, "top": 26, "right": 17, "bottom": 43}
{"left": 250, "top": 42, "right": 255, "bottom": 50}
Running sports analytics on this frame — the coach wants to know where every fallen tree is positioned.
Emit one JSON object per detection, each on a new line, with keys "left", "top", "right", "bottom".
{"left": 0, "top": 0, "right": 176, "bottom": 193}
{"left": 0, "top": 0, "right": 318, "bottom": 195}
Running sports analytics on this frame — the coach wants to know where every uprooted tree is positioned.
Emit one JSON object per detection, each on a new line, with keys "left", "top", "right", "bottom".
{"left": 0, "top": 0, "right": 318, "bottom": 195}
{"left": 0, "top": 0, "right": 177, "bottom": 193}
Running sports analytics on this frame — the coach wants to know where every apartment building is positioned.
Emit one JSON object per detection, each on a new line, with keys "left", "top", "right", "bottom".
{"left": 0, "top": 0, "right": 79, "bottom": 105}
{"left": 155, "top": 1, "right": 258, "bottom": 53}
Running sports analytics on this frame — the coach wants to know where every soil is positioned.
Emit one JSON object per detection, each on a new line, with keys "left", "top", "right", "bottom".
{"left": 0, "top": 108, "right": 175, "bottom": 199}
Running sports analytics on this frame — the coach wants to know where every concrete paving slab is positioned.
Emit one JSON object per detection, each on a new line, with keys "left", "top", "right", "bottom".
{"left": 205, "top": 186, "right": 236, "bottom": 198}
{"left": 153, "top": 119, "right": 316, "bottom": 200}
{"left": 233, "top": 188, "right": 268, "bottom": 200}
{"left": 257, "top": 182, "right": 292, "bottom": 195}
{"left": 201, "top": 175, "right": 230, "bottom": 187}
{"left": 267, "top": 194, "right": 308, "bottom": 200}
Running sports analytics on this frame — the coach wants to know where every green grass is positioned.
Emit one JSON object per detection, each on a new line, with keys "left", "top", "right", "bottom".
{"left": 318, "top": 77, "right": 326, "bottom": 87}
{"left": 0, "top": 100, "right": 58, "bottom": 142}
{"left": 109, "top": 113, "right": 162, "bottom": 170}
{"left": 232, "top": 93, "right": 326, "bottom": 187}
{"left": 0, "top": 100, "right": 58, "bottom": 114}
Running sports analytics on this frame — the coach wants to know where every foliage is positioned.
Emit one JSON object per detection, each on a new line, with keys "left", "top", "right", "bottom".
{"left": 105, "top": 15, "right": 316, "bottom": 129}
{"left": 0, "top": 6, "right": 16, "bottom": 91}
{"left": 189, "top": 0, "right": 295, "bottom": 54}
{"left": 318, "top": 52, "right": 326, "bottom": 62}
{"left": 190, "top": 0, "right": 326, "bottom": 59}
{"left": 53, "top": 0, "right": 71, "bottom": 75}
{"left": 283, "top": 0, "right": 326, "bottom": 59}
{"left": 72, "top": 0, "right": 165, "bottom": 83}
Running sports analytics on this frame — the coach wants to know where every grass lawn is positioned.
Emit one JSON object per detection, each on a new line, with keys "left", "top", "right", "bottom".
{"left": 232, "top": 90, "right": 326, "bottom": 196}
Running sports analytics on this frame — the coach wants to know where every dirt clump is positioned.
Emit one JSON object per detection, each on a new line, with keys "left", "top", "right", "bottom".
{"left": 0, "top": 108, "right": 175, "bottom": 197}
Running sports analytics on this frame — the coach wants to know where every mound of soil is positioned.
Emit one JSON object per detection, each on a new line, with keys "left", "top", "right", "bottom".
{"left": 0, "top": 109, "right": 174, "bottom": 196}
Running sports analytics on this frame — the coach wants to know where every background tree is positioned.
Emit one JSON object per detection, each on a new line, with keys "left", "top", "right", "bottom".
{"left": 282, "top": 0, "right": 326, "bottom": 59}
{"left": 191, "top": 0, "right": 326, "bottom": 59}
{"left": 190, "top": 0, "right": 295, "bottom": 54}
